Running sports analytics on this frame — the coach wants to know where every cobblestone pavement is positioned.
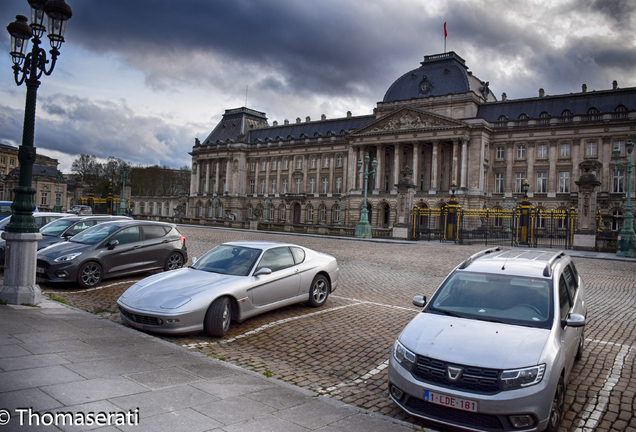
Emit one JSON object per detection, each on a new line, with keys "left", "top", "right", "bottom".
{"left": 41, "top": 226, "right": 636, "bottom": 432}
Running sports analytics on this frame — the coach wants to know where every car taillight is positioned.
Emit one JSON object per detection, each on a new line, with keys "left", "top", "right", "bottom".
{"left": 180, "top": 236, "right": 185, "bottom": 244}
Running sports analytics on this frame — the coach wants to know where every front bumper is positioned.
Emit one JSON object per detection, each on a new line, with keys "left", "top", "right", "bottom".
{"left": 388, "top": 356, "right": 553, "bottom": 432}
{"left": 117, "top": 300, "right": 206, "bottom": 334}
{"left": 36, "top": 258, "right": 79, "bottom": 283}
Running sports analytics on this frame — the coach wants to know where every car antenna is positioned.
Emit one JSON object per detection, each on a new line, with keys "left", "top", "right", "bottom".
{"left": 502, "top": 249, "right": 512, "bottom": 271}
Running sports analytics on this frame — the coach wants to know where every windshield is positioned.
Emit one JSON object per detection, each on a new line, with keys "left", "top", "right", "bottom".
{"left": 0, "top": 216, "right": 10, "bottom": 230}
{"left": 192, "top": 245, "right": 261, "bottom": 276}
{"left": 40, "top": 218, "right": 77, "bottom": 236}
{"left": 70, "top": 223, "right": 122, "bottom": 245}
{"left": 427, "top": 271, "right": 553, "bottom": 329}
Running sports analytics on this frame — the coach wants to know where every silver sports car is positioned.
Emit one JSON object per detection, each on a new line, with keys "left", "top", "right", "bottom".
{"left": 117, "top": 241, "right": 339, "bottom": 336}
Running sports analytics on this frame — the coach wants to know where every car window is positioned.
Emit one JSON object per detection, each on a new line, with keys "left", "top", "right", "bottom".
{"left": 71, "top": 223, "right": 122, "bottom": 245}
{"left": 111, "top": 226, "right": 140, "bottom": 245}
{"left": 558, "top": 275, "right": 572, "bottom": 320}
{"left": 291, "top": 247, "right": 305, "bottom": 264}
{"left": 66, "top": 220, "right": 96, "bottom": 236}
{"left": 192, "top": 245, "right": 261, "bottom": 276}
{"left": 427, "top": 271, "right": 553, "bottom": 329}
{"left": 255, "top": 247, "right": 295, "bottom": 273}
{"left": 562, "top": 264, "right": 577, "bottom": 300}
{"left": 41, "top": 218, "right": 77, "bottom": 236}
{"left": 143, "top": 225, "right": 168, "bottom": 240}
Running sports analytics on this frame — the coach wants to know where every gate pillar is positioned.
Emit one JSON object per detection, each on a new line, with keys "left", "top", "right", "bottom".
{"left": 517, "top": 179, "right": 532, "bottom": 245}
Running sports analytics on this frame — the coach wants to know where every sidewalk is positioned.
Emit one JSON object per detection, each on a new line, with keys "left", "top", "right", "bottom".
{"left": 0, "top": 298, "right": 422, "bottom": 432}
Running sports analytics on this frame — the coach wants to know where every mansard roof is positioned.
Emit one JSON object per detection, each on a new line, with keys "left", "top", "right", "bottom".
{"left": 248, "top": 115, "right": 375, "bottom": 143}
{"left": 201, "top": 107, "right": 269, "bottom": 145}
{"left": 477, "top": 87, "right": 636, "bottom": 121}
{"left": 383, "top": 52, "right": 497, "bottom": 103}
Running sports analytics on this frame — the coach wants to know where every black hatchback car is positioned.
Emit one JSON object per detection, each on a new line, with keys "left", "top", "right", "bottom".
{"left": 36, "top": 220, "right": 187, "bottom": 288}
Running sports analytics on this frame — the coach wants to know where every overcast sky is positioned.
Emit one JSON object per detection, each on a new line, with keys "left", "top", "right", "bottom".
{"left": 1, "top": 0, "right": 635, "bottom": 173}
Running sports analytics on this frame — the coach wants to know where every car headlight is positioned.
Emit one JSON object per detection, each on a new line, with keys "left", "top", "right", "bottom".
{"left": 53, "top": 252, "right": 82, "bottom": 263}
{"left": 392, "top": 340, "right": 416, "bottom": 372}
{"left": 500, "top": 364, "right": 546, "bottom": 390}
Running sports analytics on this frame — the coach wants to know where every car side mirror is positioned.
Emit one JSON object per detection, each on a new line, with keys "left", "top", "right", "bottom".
{"left": 563, "top": 313, "right": 585, "bottom": 328}
{"left": 107, "top": 239, "right": 120, "bottom": 249}
{"left": 254, "top": 268, "right": 272, "bottom": 277}
{"left": 413, "top": 295, "right": 427, "bottom": 308}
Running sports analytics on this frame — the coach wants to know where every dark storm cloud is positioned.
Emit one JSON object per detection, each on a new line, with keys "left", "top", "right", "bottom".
{"left": 590, "top": 0, "right": 636, "bottom": 26}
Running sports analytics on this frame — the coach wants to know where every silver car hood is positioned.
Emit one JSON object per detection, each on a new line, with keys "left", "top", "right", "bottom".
{"left": 118, "top": 268, "right": 240, "bottom": 311}
{"left": 399, "top": 312, "right": 550, "bottom": 369}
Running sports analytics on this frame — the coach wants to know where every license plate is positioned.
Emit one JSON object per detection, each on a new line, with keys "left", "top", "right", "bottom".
{"left": 424, "top": 390, "right": 479, "bottom": 413}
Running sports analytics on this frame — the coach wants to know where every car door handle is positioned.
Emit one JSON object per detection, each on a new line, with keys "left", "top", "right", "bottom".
{"left": 133, "top": 245, "right": 142, "bottom": 249}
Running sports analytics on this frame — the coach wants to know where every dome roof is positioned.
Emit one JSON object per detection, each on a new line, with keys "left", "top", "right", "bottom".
{"left": 383, "top": 52, "right": 497, "bottom": 103}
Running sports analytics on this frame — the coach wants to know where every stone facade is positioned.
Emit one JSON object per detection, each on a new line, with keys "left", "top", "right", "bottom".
{"left": 185, "top": 52, "right": 635, "bottom": 233}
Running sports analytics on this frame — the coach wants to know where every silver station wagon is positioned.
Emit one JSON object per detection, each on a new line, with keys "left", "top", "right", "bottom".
{"left": 389, "top": 248, "right": 586, "bottom": 432}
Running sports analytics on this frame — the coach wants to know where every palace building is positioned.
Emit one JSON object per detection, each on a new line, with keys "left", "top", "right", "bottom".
{"left": 185, "top": 51, "right": 636, "bottom": 237}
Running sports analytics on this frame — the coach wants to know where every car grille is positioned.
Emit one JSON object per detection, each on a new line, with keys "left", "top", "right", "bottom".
{"left": 405, "top": 395, "right": 504, "bottom": 429}
{"left": 118, "top": 307, "right": 162, "bottom": 326}
{"left": 36, "top": 259, "right": 50, "bottom": 270}
{"left": 413, "top": 355, "right": 501, "bottom": 394}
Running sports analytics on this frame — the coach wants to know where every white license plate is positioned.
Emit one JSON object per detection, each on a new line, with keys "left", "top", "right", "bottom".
{"left": 36, "top": 267, "right": 44, "bottom": 273}
{"left": 424, "top": 390, "right": 479, "bottom": 413}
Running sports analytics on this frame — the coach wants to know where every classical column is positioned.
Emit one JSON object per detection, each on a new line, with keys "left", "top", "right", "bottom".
{"left": 204, "top": 160, "right": 210, "bottom": 195}
{"left": 548, "top": 140, "right": 558, "bottom": 193}
{"left": 527, "top": 141, "right": 535, "bottom": 193}
{"left": 190, "top": 163, "right": 197, "bottom": 196}
{"left": 506, "top": 142, "right": 514, "bottom": 193}
{"left": 254, "top": 158, "right": 260, "bottom": 195}
{"left": 413, "top": 142, "right": 420, "bottom": 191}
{"left": 348, "top": 146, "right": 357, "bottom": 191}
{"left": 430, "top": 141, "right": 439, "bottom": 192}
{"left": 460, "top": 138, "right": 468, "bottom": 189}
{"left": 316, "top": 154, "right": 321, "bottom": 195}
{"left": 264, "top": 158, "right": 270, "bottom": 195}
{"left": 374, "top": 144, "right": 384, "bottom": 191}
{"left": 451, "top": 139, "right": 459, "bottom": 186}
{"left": 358, "top": 147, "right": 364, "bottom": 190}
{"left": 393, "top": 143, "right": 402, "bottom": 192}
{"left": 276, "top": 158, "right": 282, "bottom": 195}
{"left": 225, "top": 159, "right": 231, "bottom": 194}
{"left": 572, "top": 138, "right": 581, "bottom": 190}
{"left": 602, "top": 136, "right": 612, "bottom": 190}
{"left": 214, "top": 160, "right": 220, "bottom": 194}
{"left": 328, "top": 153, "right": 334, "bottom": 194}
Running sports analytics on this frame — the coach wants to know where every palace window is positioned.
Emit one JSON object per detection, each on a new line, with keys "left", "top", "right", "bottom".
{"left": 536, "top": 172, "right": 547, "bottom": 193}
{"left": 335, "top": 177, "right": 342, "bottom": 194}
{"left": 41, "top": 192, "right": 48, "bottom": 206}
{"left": 560, "top": 143, "right": 570, "bottom": 157}
{"left": 282, "top": 178, "right": 288, "bottom": 194}
{"left": 559, "top": 172, "right": 570, "bottom": 193}
{"left": 586, "top": 141, "right": 597, "bottom": 157}
{"left": 279, "top": 205, "right": 286, "bottom": 221}
{"left": 0, "top": 157, "right": 5, "bottom": 165}
{"left": 306, "top": 205, "right": 314, "bottom": 222}
{"left": 261, "top": 160, "right": 266, "bottom": 171}
{"left": 612, "top": 209, "right": 621, "bottom": 231}
{"left": 250, "top": 161, "right": 255, "bottom": 171}
{"left": 323, "top": 156, "right": 329, "bottom": 168}
{"left": 249, "top": 180, "right": 255, "bottom": 194}
{"left": 613, "top": 170, "right": 625, "bottom": 193}
{"left": 332, "top": 205, "right": 341, "bottom": 224}
{"left": 260, "top": 179, "right": 265, "bottom": 194}
{"left": 319, "top": 205, "right": 327, "bottom": 222}
{"left": 295, "top": 178, "right": 302, "bottom": 193}
{"left": 311, "top": 157, "right": 316, "bottom": 168}
{"left": 198, "top": 203, "right": 203, "bottom": 217}
{"left": 496, "top": 146, "right": 505, "bottom": 160}
{"left": 515, "top": 173, "right": 526, "bottom": 193}
{"left": 283, "top": 158, "right": 289, "bottom": 169}
{"left": 516, "top": 145, "right": 526, "bottom": 159}
{"left": 337, "top": 155, "right": 343, "bottom": 167}
{"left": 9, "top": 158, "right": 15, "bottom": 166}
{"left": 272, "top": 159, "right": 277, "bottom": 170}
{"left": 248, "top": 205, "right": 253, "bottom": 218}
{"left": 495, "top": 173, "right": 504, "bottom": 193}
{"left": 322, "top": 178, "right": 328, "bottom": 194}
{"left": 271, "top": 179, "right": 276, "bottom": 194}
{"left": 309, "top": 178, "right": 316, "bottom": 194}
{"left": 614, "top": 140, "right": 625, "bottom": 155}
{"left": 537, "top": 144, "right": 547, "bottom": 158}
{"left": 296, "top": 158, "right": 302, "bottom": 169}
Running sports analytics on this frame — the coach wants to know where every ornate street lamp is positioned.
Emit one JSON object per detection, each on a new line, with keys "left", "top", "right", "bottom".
{"left": 355, "top": 153, "right": 377, "bottom": 238}
{"left": 613, "top": 137, "right": 635, "bottom": 257}
{"left": 263, "top": 196, "right": 272, "bottom": 223}
{"left": 118, "top": 165, "right": 130, "bottom": 215}
{"left": 211, "top": 196, "right": 219, "bottom": 220}
{"left": 1, "top": 0, "right": 72, "bottom": 306}
{"left": 53, "top": 170, "right": 62, "bottom": 212}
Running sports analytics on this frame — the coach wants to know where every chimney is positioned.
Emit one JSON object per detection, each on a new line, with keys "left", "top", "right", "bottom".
{"left": 284, "top": 119, "right": 289, "bottom": 125}
{"left": 272, "top": 120, "right": 278, "bottom": 126}
{"left": 613, "top": 80, "right": 618, "bottom": 90}
{"left": 501, "top": 93, "right": 507, "bottom": 101}
{"left": 306, "top": 116, "right": 311, "bottom": 122}
{"left": 582, "top": 84, "right": 587, "bottom": 93}
{"left": 347, "top": 111, "right": 352, "bottom": 118}
{"left": 539, "top": 88, "right": 545, "bottom": 98}
{"left": 321, "top": 114, "right": 326, "bottom": 120}
{"left": 296, "top": 117, "right": 301, "bottom": 124}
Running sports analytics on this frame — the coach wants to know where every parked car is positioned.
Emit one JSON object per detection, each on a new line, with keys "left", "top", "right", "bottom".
{"left": 0, "top": 212, "right": 68, "bottom": 232}
{"left": 0, "top": 201, "right": 38, "bottom": 218}
{"left": 117, "top": 241, "right": 340, "bottom": 336}
{"left": 0, "top": 215, "right": 130, "bottom": 267}
{"left": 66, "top": 205, "right": 92, "bottom": 215}
{"left": 36, "top": 220, "right": 187, "bottom": 288}
{"left": 388, "top": 248, "right": 586, "bottom": 432}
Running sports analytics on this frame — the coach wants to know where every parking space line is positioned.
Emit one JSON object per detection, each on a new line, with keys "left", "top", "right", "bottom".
{"left": 316, "top": 359, "right": 389, "bottom": 395}
{"left": 331, "top": 295, "right": 420, "bottom": 312}
{"left": 574, "top": 340, "right": 633, "bottom": 431}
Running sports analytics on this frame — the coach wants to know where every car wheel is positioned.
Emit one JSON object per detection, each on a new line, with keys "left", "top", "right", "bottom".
{"left": 77, "top": 262, "right": 102, "bottom": 288}
{"left": 204, "top": 297, "right": 232, "bottom": 337}
{"left": 308, "top": 274, "right": 330, "bottom": 307}
{"left": 546, "top": 377, "right": 565, "bottom": 432}
{"left": 575, "top": 328, "right": 585, "bottom": 361}
{"left": 164, "top": 252, "right": 184, "bottom": 271}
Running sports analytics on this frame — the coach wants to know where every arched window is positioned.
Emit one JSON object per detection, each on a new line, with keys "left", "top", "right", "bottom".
{"left": 198, "top": 203, "right": 203, "bottom": 217}
{"left": 279, "top": 205, "right": 286, "bottom": 221}
{"left": 539, "top": 111, "right": 551, "bottom": 124}
{"left": 319, "top": 205, "right": 327, "bottom": 223}
{"left": 498, "top": 115, "right": 508, "bottom": 121}
{"left": 587, "top": 107, "right": 599, "bottom": 114}
{"left": 306, "top": 205, "right": 314, "bottom": 222}
{"left": 332, "top": 205, "right": 341, "bottom": 224}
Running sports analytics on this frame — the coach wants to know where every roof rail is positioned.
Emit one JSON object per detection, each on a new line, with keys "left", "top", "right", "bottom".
{"left": 458, "top": 247, "right": 502, "bottom": 270}
{"left": 543, "top": 251, "right": 567, "bottom": 277}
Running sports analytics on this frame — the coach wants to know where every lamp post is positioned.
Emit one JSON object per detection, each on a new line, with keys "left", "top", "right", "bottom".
{"left": 355, "top": 153, "right": 377, "bottom": 238}
{"left": 613, "top": 137, "right": 635, "bottom": 257}
{"left": 53, "top": 170, "right": 62, "bottom": 212}
{"left": 263, "top": 196, "right": 272, "bottom": 223}
{"left": 1, "top": 0, "right": 72, "bottom": 305}
{"left": 118, "top": 165, "right": 129, "bottom": 215}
